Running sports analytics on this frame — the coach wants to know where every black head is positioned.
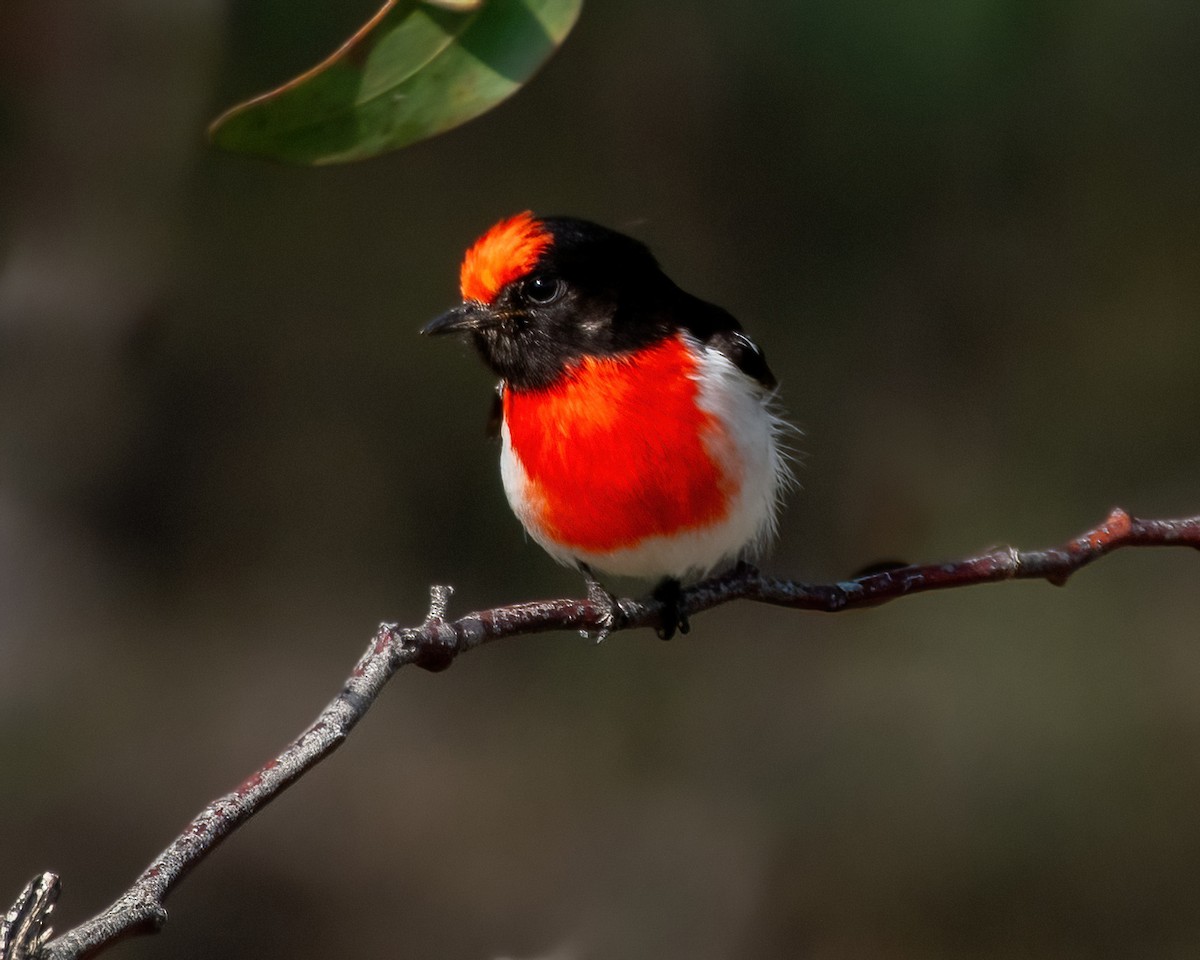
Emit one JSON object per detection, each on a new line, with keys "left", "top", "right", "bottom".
{"left": 423, "top": 213, "right": 685, "bottom": 390}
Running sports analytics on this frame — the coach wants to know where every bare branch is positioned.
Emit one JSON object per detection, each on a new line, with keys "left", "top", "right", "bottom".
{"left": 9, "top": 507, "right": 1196, "bottom": 960}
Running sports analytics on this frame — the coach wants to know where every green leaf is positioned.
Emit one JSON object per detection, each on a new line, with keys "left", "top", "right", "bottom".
{"left": 209, "top": 0, "right": 583, "bottom": 165}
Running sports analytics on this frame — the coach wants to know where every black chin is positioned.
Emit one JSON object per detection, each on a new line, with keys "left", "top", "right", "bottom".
{"left": 470, "top": 326, "right": 568, "bottom": 389}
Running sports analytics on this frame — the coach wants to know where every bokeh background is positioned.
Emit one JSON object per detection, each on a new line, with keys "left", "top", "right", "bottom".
{"left": 2, "top": 1, "right": 1198, "bottom": 958}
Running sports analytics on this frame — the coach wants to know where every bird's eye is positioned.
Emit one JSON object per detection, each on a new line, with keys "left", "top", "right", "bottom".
{"left": 521, "top": 274, "right": 564, "bottom": 305}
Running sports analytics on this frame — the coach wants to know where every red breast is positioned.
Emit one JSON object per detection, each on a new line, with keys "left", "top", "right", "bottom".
{"left": 502, "top": 332, "right": 736, "bottom": 554}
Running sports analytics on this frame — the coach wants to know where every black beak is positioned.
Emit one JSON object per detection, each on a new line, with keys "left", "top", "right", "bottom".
{"left": 421, "top": 302, "right": 492, "bottom": 336}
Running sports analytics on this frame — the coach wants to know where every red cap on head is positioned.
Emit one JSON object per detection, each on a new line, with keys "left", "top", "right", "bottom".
{"left": 460, "top": 211, "right": 553, "bottom": 305}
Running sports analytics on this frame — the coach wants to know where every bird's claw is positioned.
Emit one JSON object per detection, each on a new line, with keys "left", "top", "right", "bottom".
{"left": 652, "top": 578, "right": 690, "bottom": 641}
{"left": 581, "top": 576, "right": 632, "bottom": 642}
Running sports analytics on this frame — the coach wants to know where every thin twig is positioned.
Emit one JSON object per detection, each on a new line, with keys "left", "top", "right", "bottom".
{"left": 8, "top": 507, "right": 1197, "bottom": 960}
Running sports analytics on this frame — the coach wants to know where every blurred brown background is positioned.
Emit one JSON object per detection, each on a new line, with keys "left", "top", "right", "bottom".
{"left": 1, "top": 1, "right": 1198, "bottom": 958}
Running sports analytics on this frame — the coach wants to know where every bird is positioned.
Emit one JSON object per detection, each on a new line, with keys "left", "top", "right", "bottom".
{"left": 422, "top": 212, "right": 792, "bottom": 639}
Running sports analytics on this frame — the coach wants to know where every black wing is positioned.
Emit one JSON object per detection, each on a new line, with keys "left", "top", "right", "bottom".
{"left": 676, "top": 290, "right": 777, "bottom": 389}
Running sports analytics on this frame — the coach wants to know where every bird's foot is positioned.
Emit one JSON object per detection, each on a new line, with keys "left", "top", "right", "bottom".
{"left": 580, "top": 565, "right": 631, "bottom": 643}
{"left": 652, "top": 577, "right": 690, "bottom": 641}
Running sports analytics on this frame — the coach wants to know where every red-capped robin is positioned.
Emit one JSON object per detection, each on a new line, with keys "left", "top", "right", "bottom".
{"left": 423, "top": 212, "right": 792, "bottom": 638}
